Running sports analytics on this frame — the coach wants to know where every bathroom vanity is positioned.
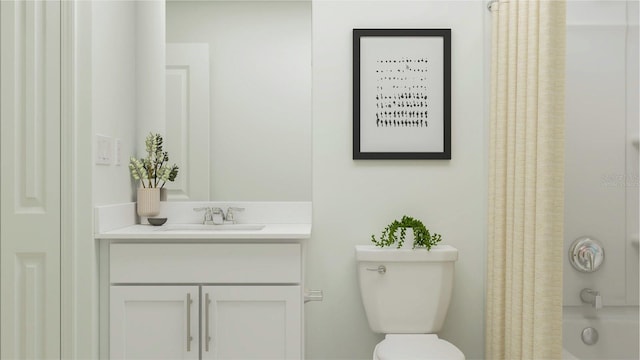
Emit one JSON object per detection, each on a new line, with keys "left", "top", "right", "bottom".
{"left": 95, "top": 202, "right": 312, "bottom": 360}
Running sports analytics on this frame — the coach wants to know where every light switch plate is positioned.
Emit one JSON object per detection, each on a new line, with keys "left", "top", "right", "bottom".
{"left": 96, "top": 134, "right": 112, "bottom": 165}
{"left": 114, "top": 138, "right": 122, "bottom": 166}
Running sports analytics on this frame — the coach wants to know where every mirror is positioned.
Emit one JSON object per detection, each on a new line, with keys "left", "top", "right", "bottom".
{"left": 164, "top": 0, "right": 312, "bottom": 201}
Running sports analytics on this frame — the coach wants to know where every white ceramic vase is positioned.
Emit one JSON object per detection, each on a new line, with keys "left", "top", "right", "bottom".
{"left": 399, "top": 227, "right": 415, "bottom": 249}
{"left": 137, "top": 187, "right": 160, "bottom": 217}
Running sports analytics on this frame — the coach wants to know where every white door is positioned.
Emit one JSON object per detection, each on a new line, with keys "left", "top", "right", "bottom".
{"left": 165, "top": 43, "right": 210, "bottom": 200}
{"left": 0, "top": 1, "right": 61, "bottom": 358}
{"left": 202, "top": 286, "right": 301, "bottom": 360}
{"left": 110, "top": 286, "right": 200, "bottom": 360}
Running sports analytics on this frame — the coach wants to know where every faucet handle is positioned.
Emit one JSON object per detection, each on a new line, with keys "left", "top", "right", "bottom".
{"left": 569, "top": 237, "right": 604, "bottom": 272}
{"left": 226, "top": 207, "right": 245, "bottom": 223}
{"left": 193, "top": 207, "right": 213, "bottom": 223}
{"left": 193, "top": 207, "right": 212, "bottom": 214}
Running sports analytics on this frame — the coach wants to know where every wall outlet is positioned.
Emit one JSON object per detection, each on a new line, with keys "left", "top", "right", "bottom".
{"left": 96, "top": 134, "right": 112, "bottom": 165}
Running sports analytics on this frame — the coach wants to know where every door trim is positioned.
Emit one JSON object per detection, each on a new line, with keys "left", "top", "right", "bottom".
{"left": 60, "top": 1, "right": 96, "bottom": 358}
{"left": 60, "top": 1, "right": 74, "bottom": 357}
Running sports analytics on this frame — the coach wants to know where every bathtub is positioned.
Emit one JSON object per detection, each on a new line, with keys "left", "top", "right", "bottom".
{"left": 563, "top": 306, "right": 639, "bottom": 360}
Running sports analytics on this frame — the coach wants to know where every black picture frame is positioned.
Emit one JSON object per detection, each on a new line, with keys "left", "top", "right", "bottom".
{"left": 353, "top": 28, "right": 451, "bottom": 160}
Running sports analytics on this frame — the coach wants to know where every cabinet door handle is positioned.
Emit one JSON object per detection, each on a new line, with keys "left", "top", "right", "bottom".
{"left": 205, "top": 293, "right": 212, "bottom": 352}
{"left": 186, "top": 293, "right": 194, "bottom": 352}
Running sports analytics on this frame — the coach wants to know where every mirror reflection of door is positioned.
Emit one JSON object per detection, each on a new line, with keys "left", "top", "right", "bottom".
{"left": 166, "top": 43, "right": 211, "bottom": 200}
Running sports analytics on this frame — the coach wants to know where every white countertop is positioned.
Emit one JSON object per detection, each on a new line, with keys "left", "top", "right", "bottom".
{"left": 95, "top": 223, "right": 312, "bottom": 240}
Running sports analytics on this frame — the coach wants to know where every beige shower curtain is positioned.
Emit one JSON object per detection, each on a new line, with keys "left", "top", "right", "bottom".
{"left": 486, "top": 0, "right": 566, "bottom": 359}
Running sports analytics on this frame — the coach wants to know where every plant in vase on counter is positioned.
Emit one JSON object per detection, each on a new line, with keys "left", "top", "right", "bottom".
{"left": 129, "top": 133, "right": 179, "bottom": 217}
{"left": 129, "top": 132, "right": 179, "bottom": 188}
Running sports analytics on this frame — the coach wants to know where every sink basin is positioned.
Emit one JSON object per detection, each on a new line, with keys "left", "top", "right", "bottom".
{"left": 158, "top": 224, "right": 265, "bottom": 231}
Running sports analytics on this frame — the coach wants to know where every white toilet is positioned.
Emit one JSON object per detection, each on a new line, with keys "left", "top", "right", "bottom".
{"left": 355, "top": 244, "right": 464, "bottom": 360}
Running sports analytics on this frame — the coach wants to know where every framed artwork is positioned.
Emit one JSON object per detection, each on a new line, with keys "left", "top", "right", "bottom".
{"left": 353, "top": 28, "right": 451, "bottom": 160}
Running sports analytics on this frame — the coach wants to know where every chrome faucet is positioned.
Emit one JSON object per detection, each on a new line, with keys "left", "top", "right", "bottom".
{"left": 580, "top": 288, "right": 603, "bottom": 310}
{"left": 210, "top": 207, "right": 226, "bottom": 225}
{"left": 194, "top": 206, "right": 245, "bottom": 225}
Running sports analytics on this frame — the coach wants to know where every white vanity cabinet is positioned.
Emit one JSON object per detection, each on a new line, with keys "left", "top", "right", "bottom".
{"left": 110, "top": 286, "right": 200, "bottom": 359}
{"left": 107, "top": 242, "right": 303, "bottom": 360}
{"left": 201, "top": 285, "right": 301, "bottom": 359}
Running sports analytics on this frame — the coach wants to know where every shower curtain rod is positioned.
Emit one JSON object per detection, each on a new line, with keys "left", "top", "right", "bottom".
{"left": 487, "top": 0, "right": 509, "bottom": 12}
{"left": 487, "top": 0, "right": 496, "bottom": 11}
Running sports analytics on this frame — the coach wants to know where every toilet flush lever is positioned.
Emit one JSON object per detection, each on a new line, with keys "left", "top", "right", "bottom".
{"left": 366, "top": 265, "right": 386, "bottom": 274}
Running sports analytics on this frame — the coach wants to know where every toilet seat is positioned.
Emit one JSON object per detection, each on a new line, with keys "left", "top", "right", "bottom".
{"left": 373, "top": 334, "right": 465, "bottom": 360}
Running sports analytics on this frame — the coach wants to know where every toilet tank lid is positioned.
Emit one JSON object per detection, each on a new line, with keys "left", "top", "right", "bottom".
{"left": 355, "top": 245, "right": 458, "bottom": 262}
{"left": 375, "top": 334, "right": 464, "bottom": 360}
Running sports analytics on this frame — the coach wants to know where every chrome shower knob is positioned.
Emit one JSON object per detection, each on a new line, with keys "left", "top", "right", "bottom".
{"left": 569, "top": 236, "right": 604, "bottom": 273}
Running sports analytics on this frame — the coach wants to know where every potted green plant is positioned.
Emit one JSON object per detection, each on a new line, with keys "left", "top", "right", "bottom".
{"left": 371, "top": 215, "right": 442, "bottom": 250}
{"left": 129, "top": 132, "right": 179, "bottom": 217}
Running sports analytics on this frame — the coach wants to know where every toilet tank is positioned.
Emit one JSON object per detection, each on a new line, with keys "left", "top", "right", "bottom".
{"left": 355, "top": 245, "right": 458, "bottom": 334}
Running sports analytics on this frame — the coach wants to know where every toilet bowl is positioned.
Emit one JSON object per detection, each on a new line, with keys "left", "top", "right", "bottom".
{"left": 356, "top": 245, "right": 464, "bottom": 359}
{"left": 373, "top": 334, "right": 464, "bottom": 360}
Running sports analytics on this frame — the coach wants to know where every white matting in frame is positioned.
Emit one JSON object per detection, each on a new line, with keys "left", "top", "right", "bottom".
{"left": 353, "top": 29, "right": 451, "bottom": 160}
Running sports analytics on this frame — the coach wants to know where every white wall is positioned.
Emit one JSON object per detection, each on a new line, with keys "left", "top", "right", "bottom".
{"left": 135, "top": 1, "right": 166, "bottom": 158}
{"left": 564, "top": 0, "right": 639, "bottom": 307}
{"left": 92, "top": 0, "right": 167, "bottom": 205}
{"left": 79, "top": 1, "right": 142, "bottom": 357}
{"left": 307, "top": 1, "right": 486, "bottom": 359}
{"left": 626, "top": 0, "right": 639, "bottom": 306}
{"left": 166, "top": 1, "right": 312, "bottom": 201}
{"left": 92, "top": 1, "right": 138, "bottom": 205}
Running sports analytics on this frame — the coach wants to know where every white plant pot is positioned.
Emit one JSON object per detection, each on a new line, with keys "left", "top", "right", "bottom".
{"left": 137, "top": 187, "right": 160, "bottom": 217}
{"left": 398, "top": 227, "right": 415, "bottom": 249}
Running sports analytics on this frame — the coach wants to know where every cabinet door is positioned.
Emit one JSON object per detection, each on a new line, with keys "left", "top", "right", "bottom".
{"left": 110, "top": 286, "right": 199, "bottom": 360}
{"left": 202, "top": 286, "right": 301, "bottom": 360}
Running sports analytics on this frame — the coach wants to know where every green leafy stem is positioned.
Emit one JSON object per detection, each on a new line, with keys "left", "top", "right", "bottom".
{"left": 371, "top": 215, "right": 442, "bottom": 250}
{"left": 128, "top": 132, "right": 179, "bottom": 188}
